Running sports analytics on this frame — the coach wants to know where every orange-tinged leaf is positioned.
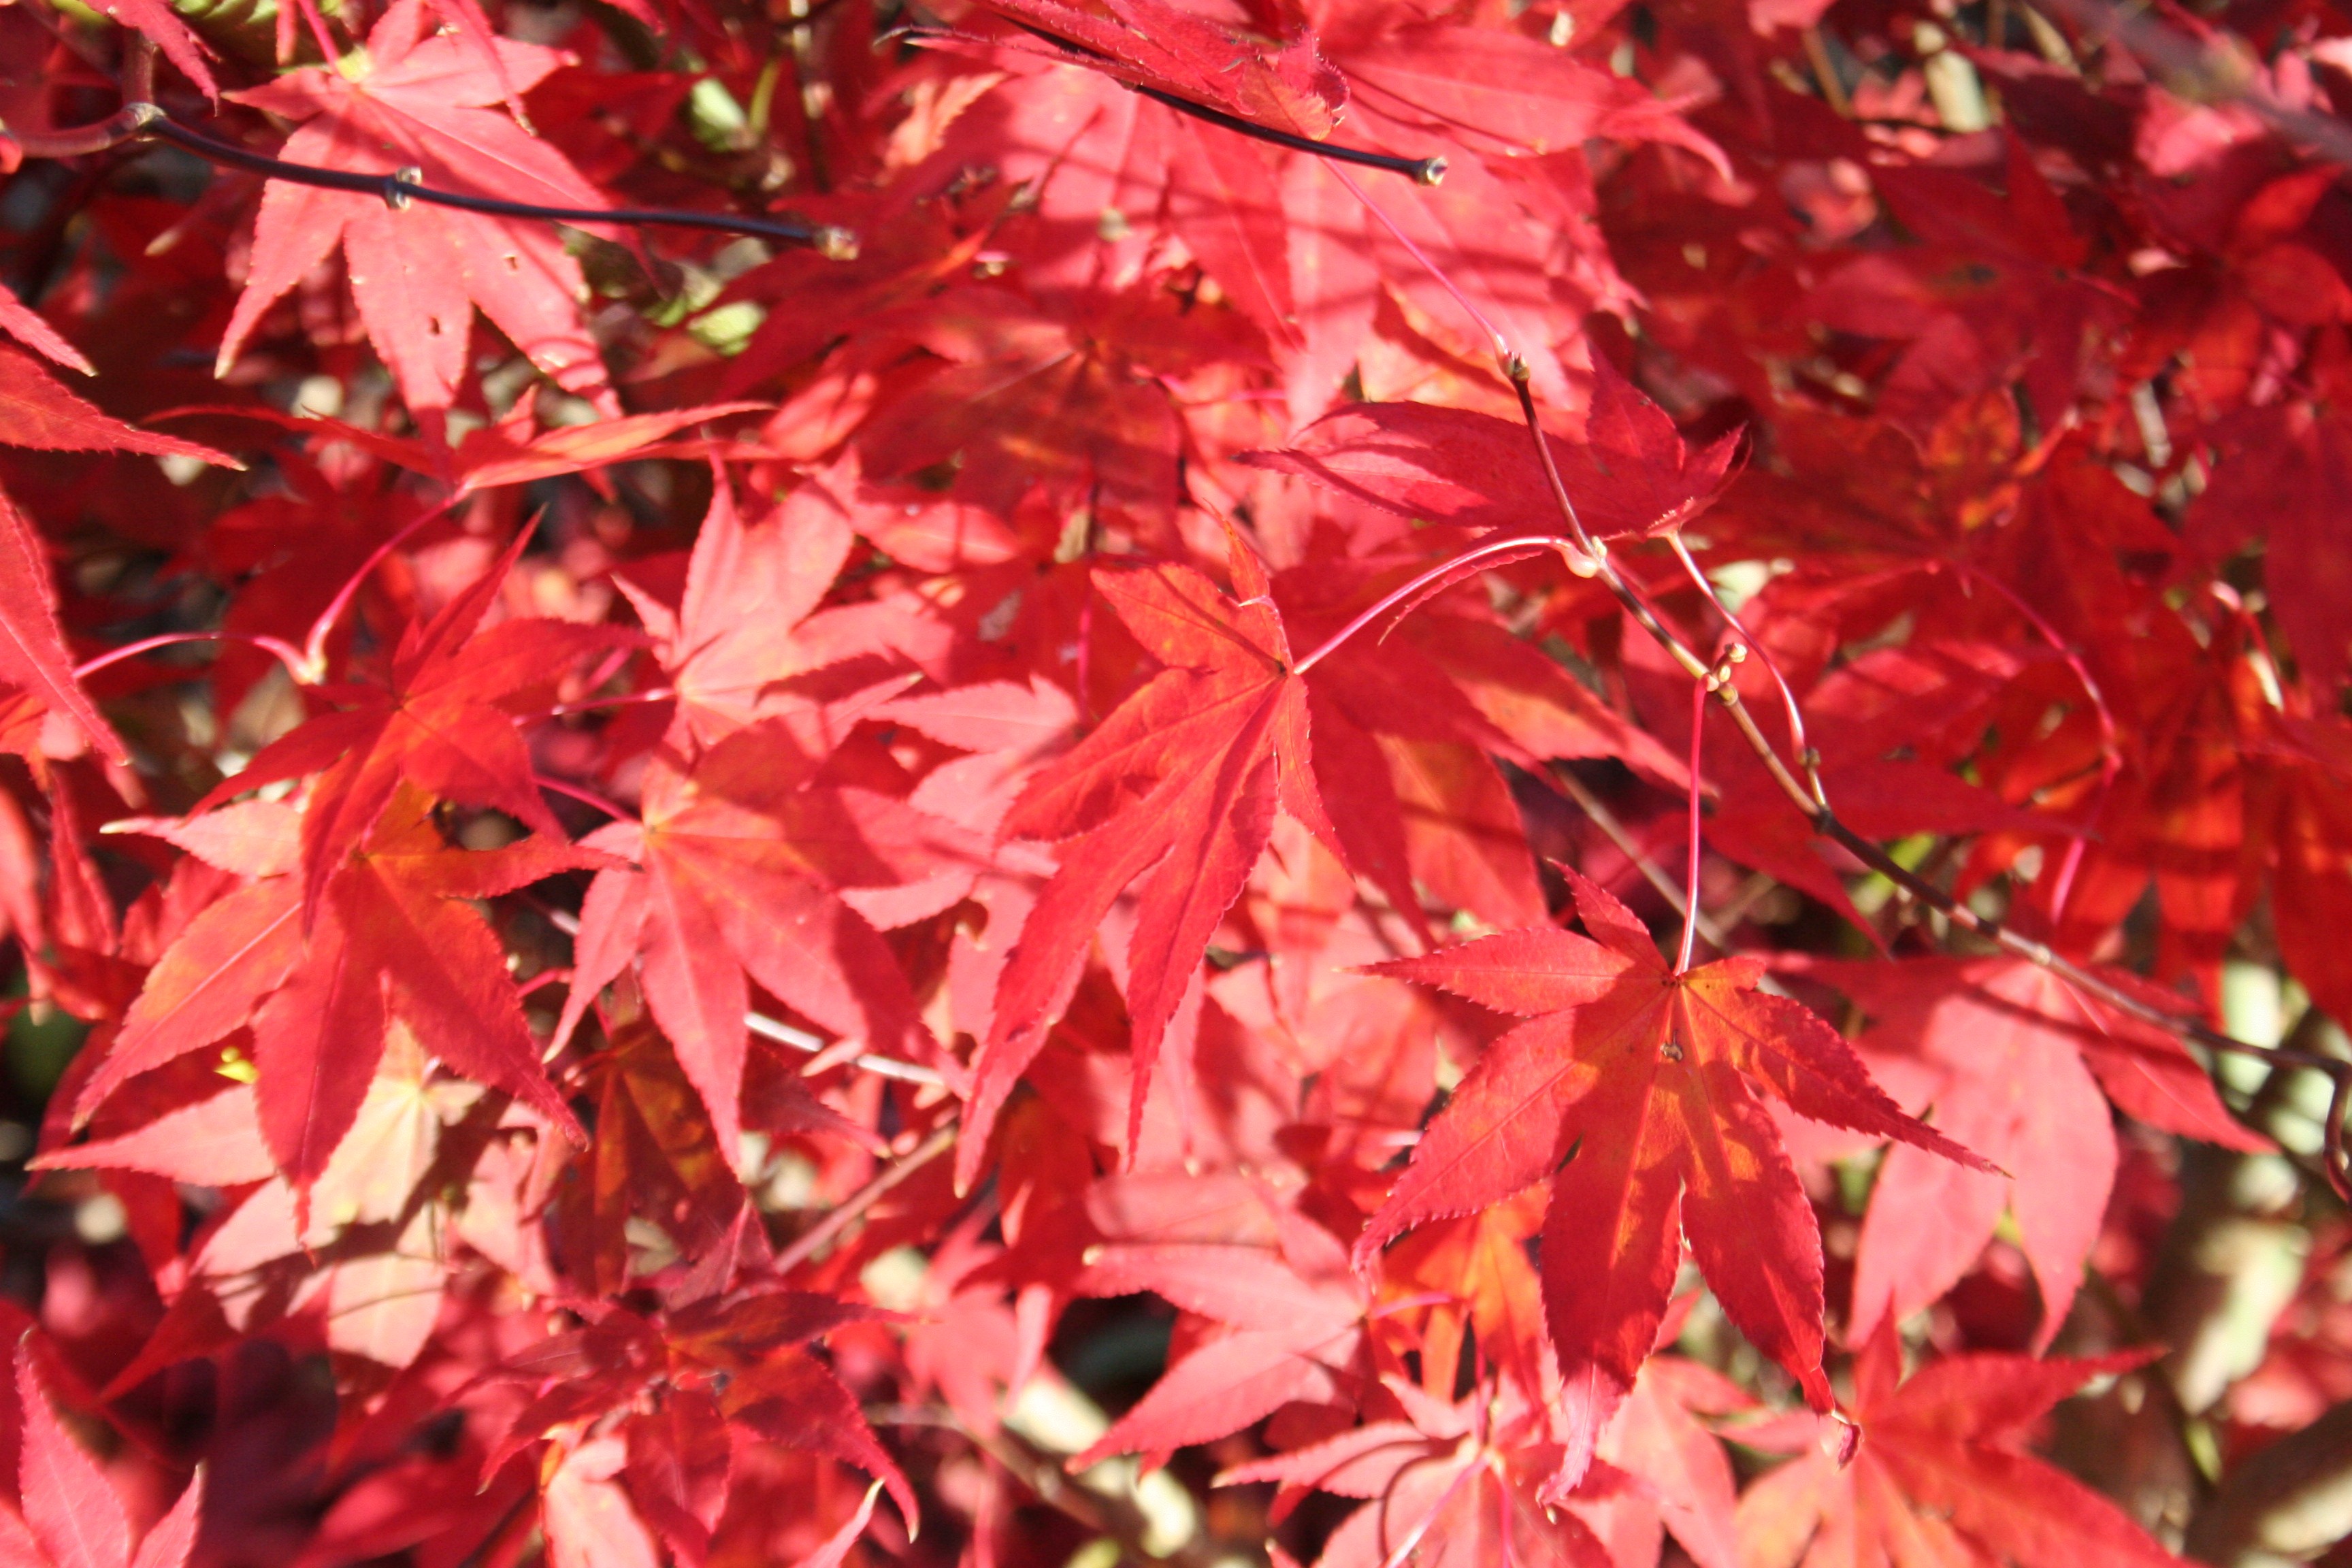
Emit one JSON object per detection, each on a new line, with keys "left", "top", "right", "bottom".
{"left": 1361, "top": 868, "right": 1989, "bottom": 1490}
{"left": 1733, "top": 1335, "right": 2176, "bottom": 1568}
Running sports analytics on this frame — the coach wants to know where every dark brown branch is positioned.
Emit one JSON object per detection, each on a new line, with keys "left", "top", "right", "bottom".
{"left": 2, "top": 107, "right": 860, "bottom": 258}
{"left": 1129, "top": 85, "right": 1446, "bottom": 184}
{"left": 911, "top": 16, "right": 1446, "bottom": 184}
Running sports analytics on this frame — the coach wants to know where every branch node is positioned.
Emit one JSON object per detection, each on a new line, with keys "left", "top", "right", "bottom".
{"left": 384, "top": 167, "right": 423, "bottom": 212}
{"left": 1414, "top": 156, "right": 1449, "bottom": 186}
{"left": 814, "top": 224, "right": 861, "bottom": 261}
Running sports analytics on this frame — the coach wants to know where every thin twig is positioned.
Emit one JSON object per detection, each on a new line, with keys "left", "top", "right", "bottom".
{"left": 1484, "top": 362, "right": 2352, "bottom": 1197}
{"left": 746, "top": 1012, "right": 948, "bottom": 1088}
{"left": 1669, "top": 532, "right": 1827, "bottom": 808}
{"left": 1544, "top": 764, "right": 1729, "bottom": 951}
{"left": 773, "top": 1119, "right": 959, "bottom": 1274}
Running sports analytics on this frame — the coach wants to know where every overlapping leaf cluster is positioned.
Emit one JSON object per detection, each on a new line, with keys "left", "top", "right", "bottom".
{"left": 2, "top": 0, "right": 2351, "bottom": 1561}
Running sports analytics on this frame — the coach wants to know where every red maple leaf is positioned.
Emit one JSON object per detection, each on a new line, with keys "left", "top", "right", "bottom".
{"left": 1250, "top": 364, "right": 1740, "bottom": 543}
{"left": 1066, "top": 1201, "right": 1369, "bottom": 1466}
{"left": 1733, "top": 1333, "right": 2178, "bottom": 1568}
{"left": 555, "top": 721, "right": 960, "bottom": 1166}
{"left": 214, "top": 0, "right": 618, "bottom": 414}
{"left": 964, "top": 531, "right": 1341, "bottom": 1186}
{"left": 483, "top": 1289, "right": 915, "bottom": 1545}
{"left": 191, "top": 527, "right": 623, "bottom": 916}
{"left": 615, "top": 464, "right": 926, "bottom": 756}
{"left": 78, "top": 787, "right": 595, "bottom": 1189}
{"left": 1803, "top": 956, "right": 2266, "bottom": 1349}
{"left": 1218, "top": 1376, "right": 1619, "bottom": 1568}
{"left": 2190, "top": 396, "right": 2352, "bottom": 696}
{"left": 1358, "top": 867, "right": 1991, "bottom": 1488}
{"left": 4, "top": 1339, "right": 206, "bottom": 1568}
{"left": 956, "top": 0, "right": 1347, "bottom": 142}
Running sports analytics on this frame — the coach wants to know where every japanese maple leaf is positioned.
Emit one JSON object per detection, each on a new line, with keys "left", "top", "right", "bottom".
{"left": 192, "top": 528, "right": 622, "bottom": 916}
{"left": 855, "top": 284, "right": 1210, "bottom": 531}
{"left": 1358, "top": 868, "right": 1991, "bottom": 1490}
{"left": 2189, "top": 395, "right": 2352, "bottom": 695}
{"left": 79, "top": 789, "right": 596, "bottom": 1189}
{"left": 555, "top": 719, "right": 958, "bottom": 1169}
{"left": 1067, "top": 1201, "right": 1369, "bottom": 1465}
{"left": 954, "top": 0, "right": 1345, "bottom": 140}
{"left": 483, "top": 1289, "right": 915, "bottom": 1540}
{"left": 1733, "top": 1333, "right": 2178, "bottom": 1568}
{"left": 214, "top": 0, "right": 617, "bottom": 414}
{"left": 0, "top": 346, "right": 237, "bottom": 466}
{"left": 569, "top": 1017, "right": 880, "bottom": 1297}
{"left": 617, "top": 465, "right": 921, "bottom": 755}
{"left": 91, "top": 0, "right": 217, "bottom": 99}
{"left": 1250, "top": 363, "right": 1741, "bottom": 542}
{"left": 0, "top": 485, "right": 126, "bottom": 766}
{"left": 0, "top": 287, "right": 93, "bottom": 372}
{"left": 1218, "top": 1377, "right": 1616, "bottom": 1568}
{"left": 963, "top": 532, "right": 1343, "bottom": 1188}
{"left": 1803, "top": 956, "right": 2266, "bottom": 1350}
{"left": 3, "top": 1341, "right": 206, "bottom": 1568}
{"left": 0, "top": 350, "right": 235, "bottom": 765}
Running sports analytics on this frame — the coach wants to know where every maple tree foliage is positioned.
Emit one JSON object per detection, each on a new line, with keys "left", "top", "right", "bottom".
{"left": 10, "top": 0, "right": 2352, "bottom": 1558}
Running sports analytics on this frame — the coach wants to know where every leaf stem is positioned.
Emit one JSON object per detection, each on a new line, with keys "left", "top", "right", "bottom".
{"left": 1330, "top": 159, "right": 1509, "bottom": 366}
{"left": 772, "top": 1117, "right": 960, "bottom": 1274}
{"left": 1668, "top": 532, "right": 1826, "bottom": 809}
{"left": 1678, "top": 675, "right": 1705, "bottom": 975}
{"left": 74, "top": 630, "right": 312, "bottom": 684}
{"left": 1290, "top": 536, "right": 1570, "bottom": 675}
{"left": 302, "top": 497, "right": 463, "bottom": 678}
{"left": 1518, "top": 360, "right": 2348, "bottom": 1193}
{"left": 533, "top": 773, "right": 638, "bottom": 821}
{"left": 1544, "top": 763, "right": 1727, "bottom": 952}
